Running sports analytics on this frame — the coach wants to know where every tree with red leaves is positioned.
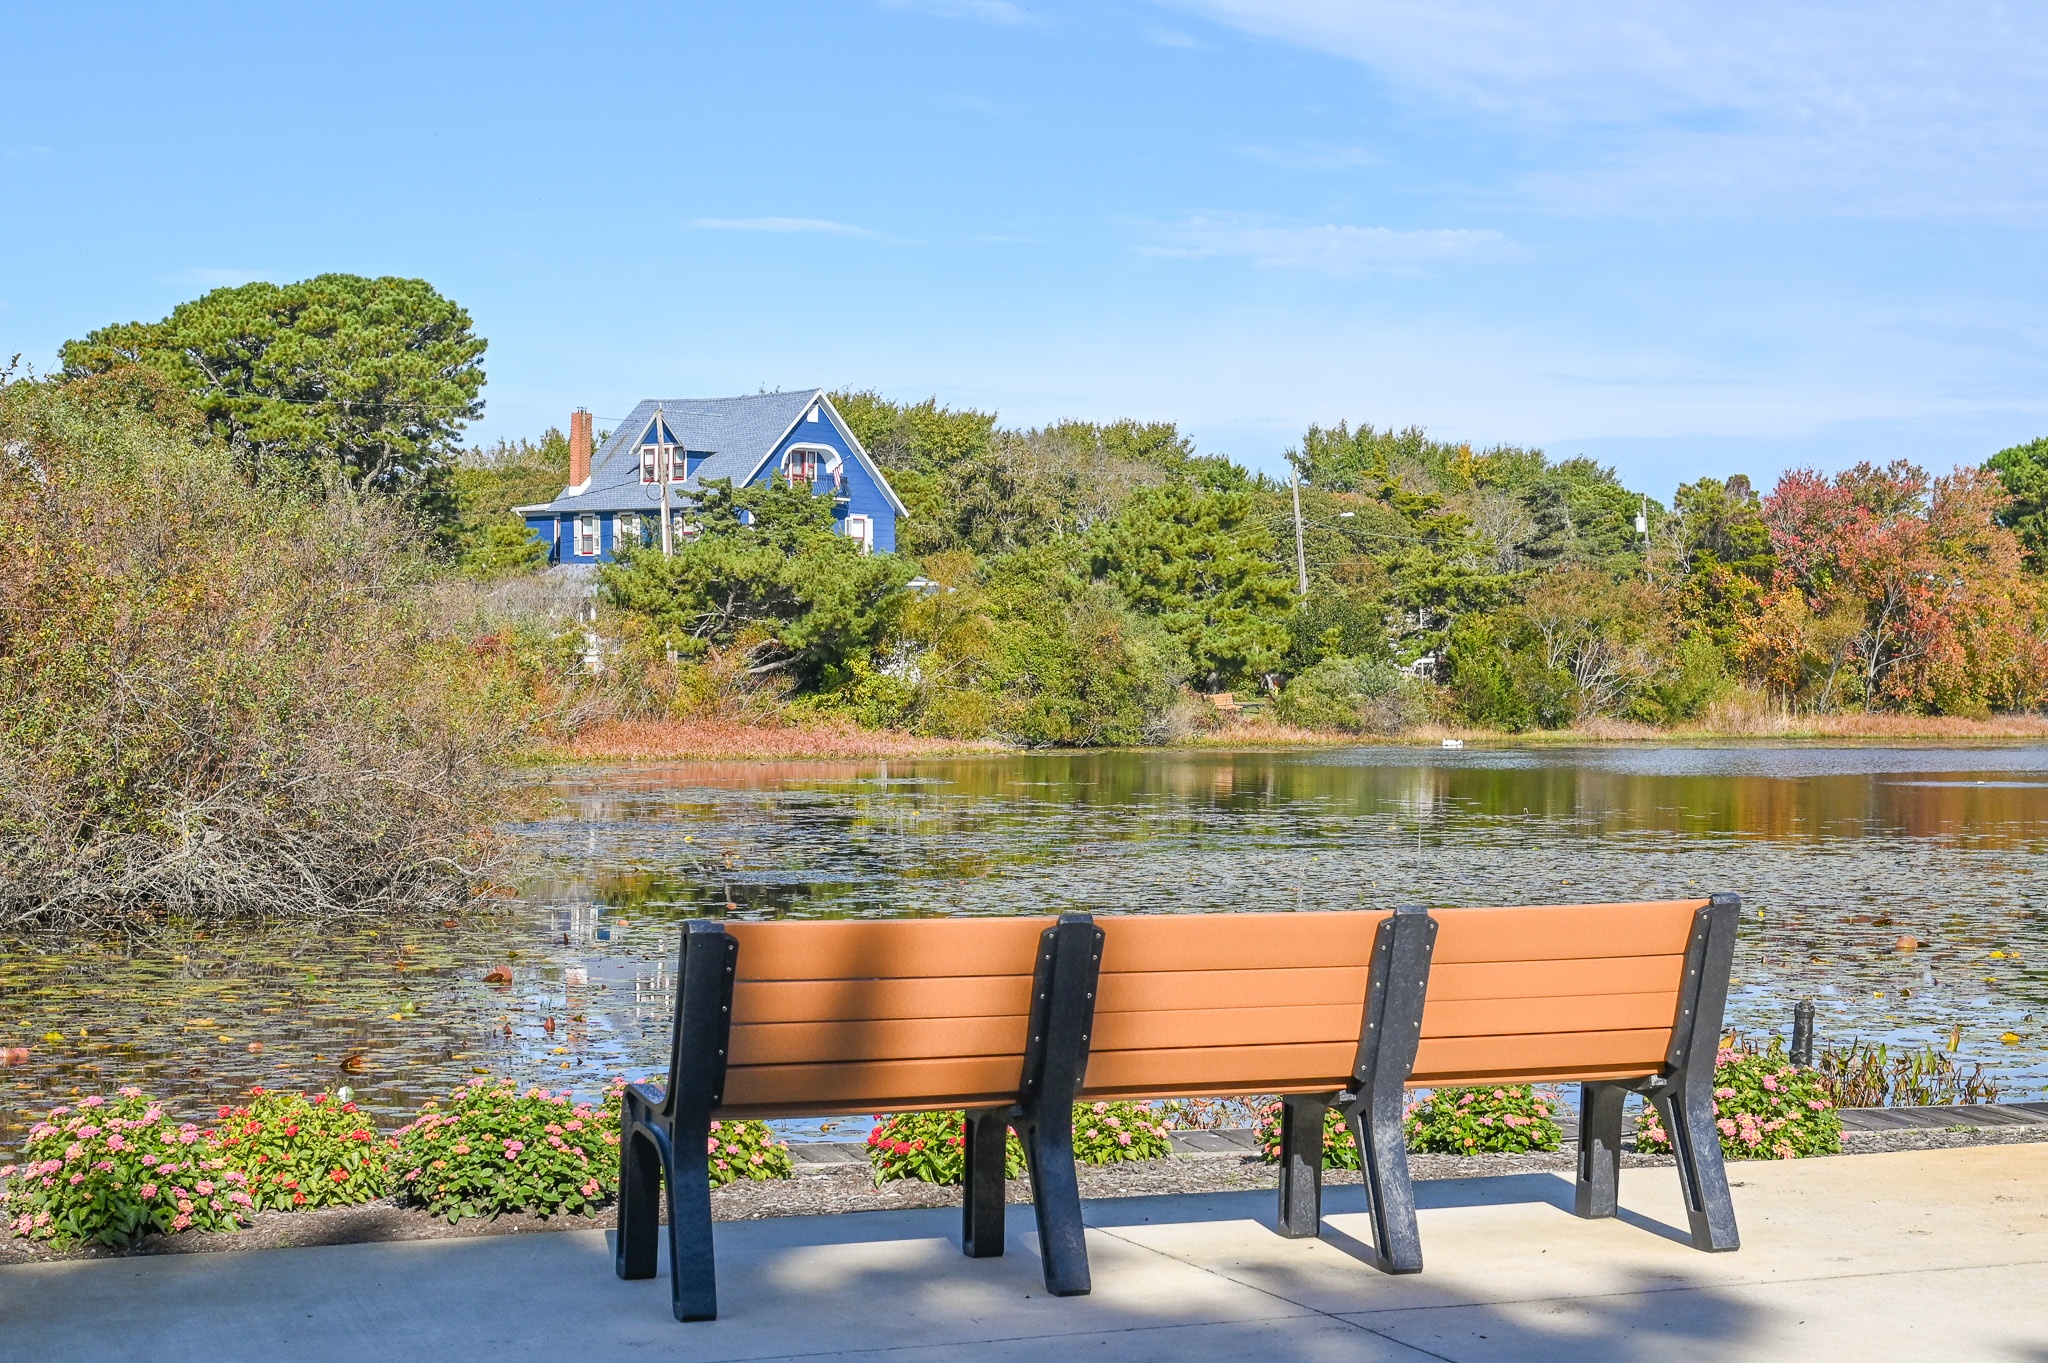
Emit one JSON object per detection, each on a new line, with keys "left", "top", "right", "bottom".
{"left": 1742, "top": 461, "right": 2044, "bottom": 711}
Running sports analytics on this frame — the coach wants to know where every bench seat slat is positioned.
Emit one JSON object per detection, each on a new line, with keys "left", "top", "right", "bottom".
{"left": 1090, "top": 1004, "right": 1365, "bottom": 1052}
{"left": 1412, "top": 1028, "right": 1673, "bottom": 1084}
{"left": 1426, "top": 956, "right": 1684, "bottom": 1002}
{"left": 1420, "top": 992, "right": 1679, "bottom": 1038}
{"left": 1095, "top": 967, "right": 1370, "bottom": 1012}
{"left": 1091, "top": 911, "right": 1387, "bottom": 972}
{"left": 725, "top": 918, "right": 1054, "bottom": 982}
{"left": 720, "top": 1055, "right": 1027, "bottom": 1117}
{"left": 728, "top": 1015, "right": 1031, "bottom": 1067}
{"left": 732, "top": 976, "right": 1036, "bottom": 1025}
{"left": 1430, "top": 901, "right": 1706, "bottom": 964}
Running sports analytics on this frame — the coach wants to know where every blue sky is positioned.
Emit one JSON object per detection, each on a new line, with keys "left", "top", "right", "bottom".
{"left": 2, "top": 1, "right": 2044, "bottom": 496}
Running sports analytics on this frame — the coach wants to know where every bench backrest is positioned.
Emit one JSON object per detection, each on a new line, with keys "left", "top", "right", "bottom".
{"left": 1078, "top": 910, "right": 1392, "bottom": 1100}
{"left": 1413, "top": 899, "right": 1708, "bottom": 1087}
{"left": 718, "top": 917, "right": 1054, "bottom": 1119}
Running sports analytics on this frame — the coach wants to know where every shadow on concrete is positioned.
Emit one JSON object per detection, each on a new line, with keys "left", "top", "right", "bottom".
{"left": 1085, "top": 1172, "right": 1697, "bottom": 1246}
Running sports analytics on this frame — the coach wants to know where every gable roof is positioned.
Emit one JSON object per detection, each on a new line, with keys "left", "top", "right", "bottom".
{"left": 520, "top": 389, "right": 908, "bottom": 518}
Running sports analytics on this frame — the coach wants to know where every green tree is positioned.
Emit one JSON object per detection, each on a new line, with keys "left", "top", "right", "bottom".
{"left": 1987, "top": 437, "right": 2048, "bottom": 566}
{"left": 61, "top": 274, "right": 486, "bottom": 529}
{"left": 1092, "top": 484, "right": 1292, "bottom": 688}
{"left": 451, "top": 430, "right": 569, "bottom": 577}
{"left": 599, "top": 478, "right": 914, "bottom": 686}
{"left": 1669, "top": 475, "right": 1775, "bottom": 649}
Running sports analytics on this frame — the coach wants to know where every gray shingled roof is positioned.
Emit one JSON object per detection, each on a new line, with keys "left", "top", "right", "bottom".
{"left": 525, "top": 390, "right": 822, "bottom": 515}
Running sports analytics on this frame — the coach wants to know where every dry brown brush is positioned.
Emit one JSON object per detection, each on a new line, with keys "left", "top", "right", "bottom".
{"left": 0, "top": 371, "right": 554, "bottom": 930}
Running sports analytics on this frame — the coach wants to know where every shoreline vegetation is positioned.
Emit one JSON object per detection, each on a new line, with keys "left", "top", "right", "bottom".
{"left": 10, "top": 273, "right": 2048, "bottom": 928}
{"left": 537, "top": 711, "right": 2048, "bottom": 764}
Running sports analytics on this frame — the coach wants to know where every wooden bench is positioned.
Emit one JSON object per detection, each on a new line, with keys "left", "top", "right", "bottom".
{"left": 1418, "top": 895, "right": 1742, "bottom": 1253}
{"left": 619, "top": 894, "right": 1740, "bottom": 1320}
{"left": 615, "top": 912, "right": 1104, "bottom": 1321}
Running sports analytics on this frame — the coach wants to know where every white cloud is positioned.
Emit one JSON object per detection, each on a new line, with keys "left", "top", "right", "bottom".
{"left": 1164, "top": 1, "right": 2048, "bottom": 220}
{"left": 1142, "top": 214, "right": 1512, "bottom": 276}
{"left": 688, "top": 217, "right": 877, "bottom": 236}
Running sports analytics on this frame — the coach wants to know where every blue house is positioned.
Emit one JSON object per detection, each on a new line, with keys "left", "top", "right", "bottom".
{"left": 518, "top": 390, "right": 907, "bottom": 564}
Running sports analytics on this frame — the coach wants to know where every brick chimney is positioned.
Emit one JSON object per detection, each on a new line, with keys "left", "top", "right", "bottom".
{"left": 569, "top": 409, "right": 593, "bottom": 487}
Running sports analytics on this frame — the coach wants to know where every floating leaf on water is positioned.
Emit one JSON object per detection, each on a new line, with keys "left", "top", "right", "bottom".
{"left": 1896, "top": 936, "right": 1920, "bottom": 952}
{"left": 2002, "top": 1033, "right": 2022, "bottom": 1044}
{"left": 42, "top": 1032, "right": 62, "bottom": 1044}
{"left": 484, "top": 966, "right": 513, "bottom": 985}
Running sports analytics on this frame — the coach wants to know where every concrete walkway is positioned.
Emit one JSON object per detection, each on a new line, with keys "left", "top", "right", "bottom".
{"left": 4, "top": 1144, "right": 2043, "bottom": 1362}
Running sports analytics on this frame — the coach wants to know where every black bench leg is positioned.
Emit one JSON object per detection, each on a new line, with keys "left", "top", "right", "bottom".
{"left": 1656, "top": 1083, "right": 1739, "bottom": 1253}
{"left": 962, "top": 1108, "right": 1010, "bottom": 1259}
{"left": 1574, "top": 1082, "right": 1627, "bottom": 1220}
{"left": 1276, "top": 1094, "right": 1328, "bottom": 1239}
{"left": 1021, "top": 1109, "right": 1091, "bottom": 1296}
{"left": 615, "top": 1116, "right": 663, "bottom": 1280}
{"left": 1358, "top": 1097, "right": 1422, "bottom": 1274}
{"left": 665, "top": 1117, "right": 720, "bottom": 1321}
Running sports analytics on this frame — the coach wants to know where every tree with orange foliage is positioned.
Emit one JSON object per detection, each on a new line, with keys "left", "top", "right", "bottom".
{"left": 1742, "top": 461, "right": 2044, "bottom": 712}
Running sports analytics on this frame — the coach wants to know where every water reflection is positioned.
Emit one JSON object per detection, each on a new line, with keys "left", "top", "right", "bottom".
{"left": 3, "top": 745, "right": 2044, "bottom": 1159}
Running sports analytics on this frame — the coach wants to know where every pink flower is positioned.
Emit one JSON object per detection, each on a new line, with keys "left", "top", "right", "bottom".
{"left": 1117, "top": 1132, "right": 1131, "bottom": 1146}
{"left": 1714, "top": 1087, "right": 1736, "bottom": 1099}
{"left": 196, "top": 1180, "right": 215, "bottom": 1196}
{"left": 80, "top": 1096, "right": 105, "bottom": 1109}
{"left": 106, "top": 1134, "right": 127, "bottom": 1153}
{"left": 172, "top": 1214, "right": 191, "bottom": 1231}
{"left": 1761, "top": 1075, "right": 1778, "bottom": 1092}
{"left": 68, "top": 1174, "right": 84, "bottom": 1186}
{"left": 140, "top": 1182, "right": 159, "bottom": 1200}
{"left": 1717, "top": 1118, "right": 1737, "bottom": 1137}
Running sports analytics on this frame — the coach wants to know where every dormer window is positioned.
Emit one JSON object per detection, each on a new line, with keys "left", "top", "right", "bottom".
{"left": 639, "top": 417, "right": 688, "bottom": 484}
{"left": 784, "top": 448, "right": 819, "bottom": 486}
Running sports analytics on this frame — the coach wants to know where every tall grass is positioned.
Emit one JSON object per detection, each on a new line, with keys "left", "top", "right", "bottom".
{"left": 0, "top": 371, "right": 557, "bottom": 929}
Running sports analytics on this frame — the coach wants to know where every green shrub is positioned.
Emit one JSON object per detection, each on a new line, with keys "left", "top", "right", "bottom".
{"left": 207, "top": 1088, "right": 390, "bottom": 1211}
{"left": 705, "top": 1118, "right": 794, "bottom": 1188}
{"left": 1405, "top": 1086, "right": 1562, "bottom": 1154}
{"left": 1636, "top": 1045, "right": 1841, "bottom": 1160}
{"left": 1253, "top": 1100, "right": 1362, "bottom": 1169}
{"left": 866, "top": 1110, "right": 1025, "bottom": 1185}
{"left": 393, "top": 1079, "right": 623, "bottom": 1223}
{"left": 1274, "top": 657, "right": 1426, "bottom": 734}
{"left": 1073, "top": 1101, "right": 1174, "bottom": 1165}
{"left": 0, "top": 1088, "right": 248, "bottom": 1247}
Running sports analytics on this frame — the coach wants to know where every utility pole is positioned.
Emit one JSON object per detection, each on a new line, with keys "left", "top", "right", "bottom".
{"left": 658, "top": 402, "right": 675, "bottom": 558}
{"left": 1291, "top": 469, "right": 1309, "bottom": 598}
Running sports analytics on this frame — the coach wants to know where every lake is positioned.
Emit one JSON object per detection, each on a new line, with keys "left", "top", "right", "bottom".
{"left": 3, "top": 744, "right": 2044, "bottom": 1155}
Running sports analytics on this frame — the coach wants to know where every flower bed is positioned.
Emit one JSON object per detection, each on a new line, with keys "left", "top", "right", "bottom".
{"left": 867, "top": 1110, "right": 1025, "bottom": 1184}
{"left": 1637, "top": 1045, "right": 1841, "bottom": 1160}
{"left": 1405, "top": 1086, "right": 1563, "bottom": 1154}
{"left": 209, "top": 1088, "right": 390, "bottom": 1210}
{"left": 1073, "top": 1102, "right": 1173, "bottom": 1164}
{"left": 393, "top": 1078, "right": 625, "bottom": 1224}
{"left": 1253, "top": 1101, "right": 1362, "bottom": 1169}
{"left": 0, "top": 1088, "right": 248, "bottom": 1248}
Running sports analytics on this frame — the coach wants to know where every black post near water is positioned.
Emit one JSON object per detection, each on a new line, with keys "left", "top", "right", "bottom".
{"left": 1792, "top": 999, "right": 1816, "bottom": 1068}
